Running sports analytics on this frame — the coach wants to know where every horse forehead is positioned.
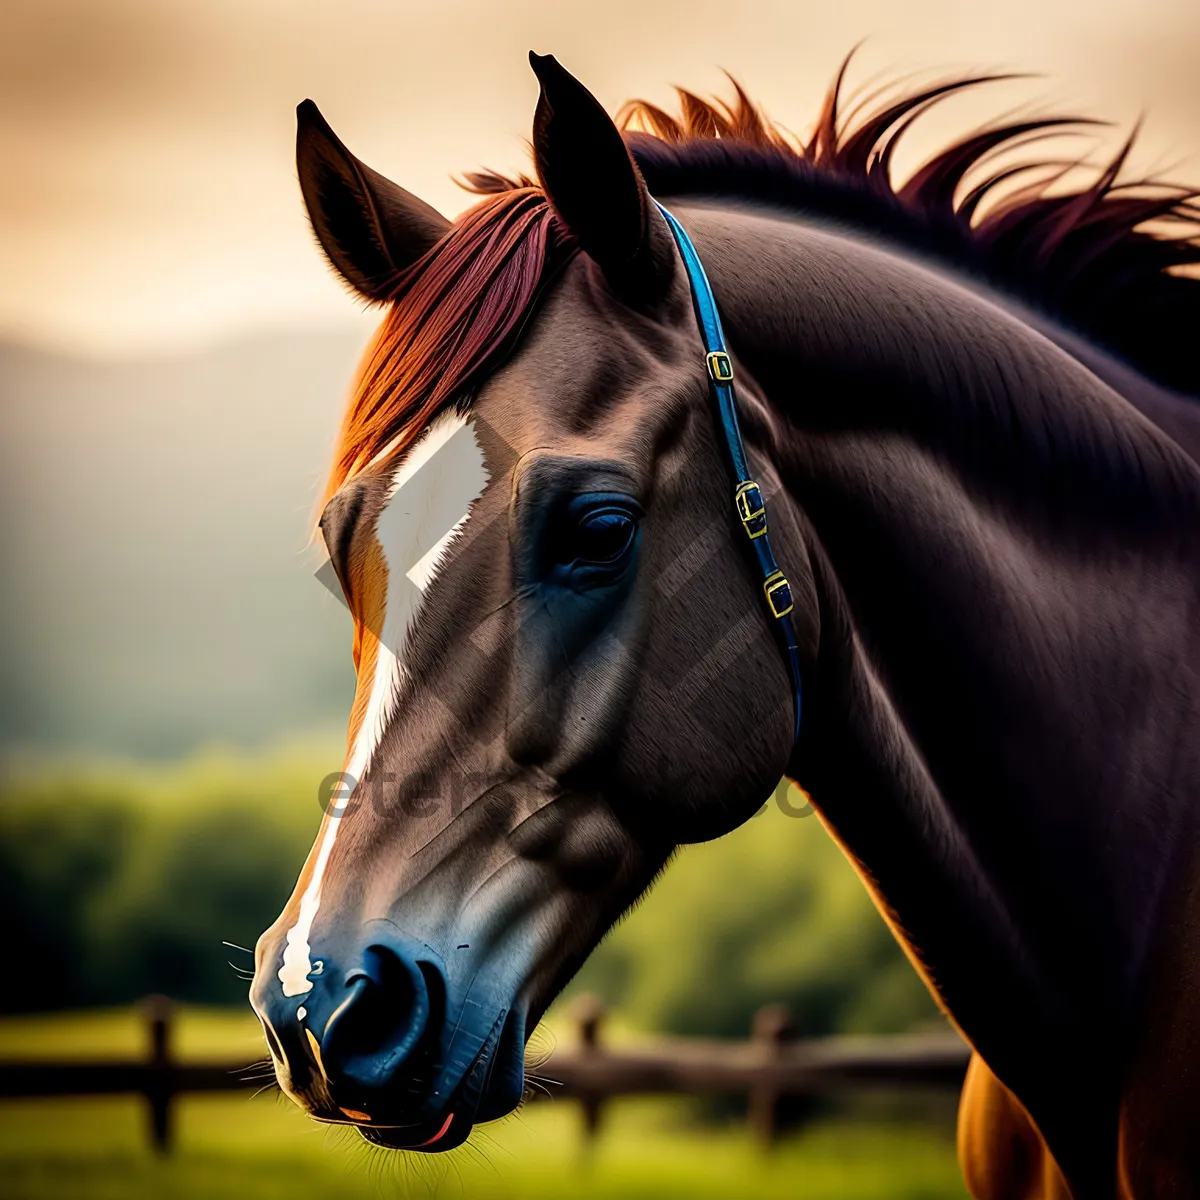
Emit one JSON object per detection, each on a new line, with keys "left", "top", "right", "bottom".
{"left": 482, "top": 281, "right": 695, "bottom": 449}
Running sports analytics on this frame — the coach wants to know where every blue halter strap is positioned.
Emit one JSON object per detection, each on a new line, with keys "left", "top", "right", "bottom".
{"left": 655, "top": 200, "right": 803, "bottom": 743}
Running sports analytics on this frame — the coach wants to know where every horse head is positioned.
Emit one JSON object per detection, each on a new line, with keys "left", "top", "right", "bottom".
{"left": 251, "top": 54, "right": 811, "bottom": 1150}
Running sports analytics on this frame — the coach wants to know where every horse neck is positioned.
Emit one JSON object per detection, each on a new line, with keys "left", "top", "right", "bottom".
{"left": 683, "top": 200, "right": 1200, "bottom": 1184}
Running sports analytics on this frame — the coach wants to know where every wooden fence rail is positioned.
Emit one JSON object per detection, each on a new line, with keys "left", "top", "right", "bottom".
{"left": 0, "top": 995, "right": 970, "bottom": 1153}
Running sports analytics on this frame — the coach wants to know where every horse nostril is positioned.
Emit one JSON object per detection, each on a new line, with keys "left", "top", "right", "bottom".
{"left": 320, "top": 944, "right": 434, "bottom": 1092}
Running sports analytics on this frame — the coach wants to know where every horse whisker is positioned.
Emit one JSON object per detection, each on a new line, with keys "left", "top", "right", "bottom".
{"left": 523, "top": 1078, "right": 554, "bottom": 1101}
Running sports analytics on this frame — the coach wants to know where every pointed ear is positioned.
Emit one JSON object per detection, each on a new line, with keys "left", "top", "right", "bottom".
{"left": 528, "top": 53, "right": 673, "bottom": 299}
{"left": 296, "top": 99, "right": 451, "bottom": 301}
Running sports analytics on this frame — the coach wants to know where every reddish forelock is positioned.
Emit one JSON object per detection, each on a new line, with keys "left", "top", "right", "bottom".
{"left": 323, "top": 188, "right": 575, "bottom": 508}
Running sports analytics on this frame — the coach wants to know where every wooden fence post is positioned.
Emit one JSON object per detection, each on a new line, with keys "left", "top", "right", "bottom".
{"left": 573, "top": 994, "right": 606, "bottom": 1146}
{"left": 142, "top": 995, "right": 175, "bottom": 1154}
{"left": 749, "top": 1003, "right": 794, "bottom": 1149}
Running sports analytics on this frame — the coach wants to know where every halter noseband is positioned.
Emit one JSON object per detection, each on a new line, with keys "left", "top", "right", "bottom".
{"left": 655, "top": 201, "right": 803, "bottom": 743}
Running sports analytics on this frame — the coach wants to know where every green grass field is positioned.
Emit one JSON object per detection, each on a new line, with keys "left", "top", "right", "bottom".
{"left": 0, "top": 1008, "right": 968, "bottom": 1200}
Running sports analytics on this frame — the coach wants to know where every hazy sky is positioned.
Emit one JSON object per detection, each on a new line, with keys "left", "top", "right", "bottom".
{"left": 4, "top": 0, "right": 1198, "bottom": 356}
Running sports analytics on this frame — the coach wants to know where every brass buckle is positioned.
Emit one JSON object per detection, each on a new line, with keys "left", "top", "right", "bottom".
{"left": 763, "top": 571, "right": 794, "bottom": 618}
{"left": 735, "top": 481, "right": 767, "bottom": 539}
{"left": 706, "top": 351, "right": 734, "bottom": 384}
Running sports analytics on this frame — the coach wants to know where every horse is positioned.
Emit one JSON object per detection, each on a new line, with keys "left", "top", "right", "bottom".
{"left": 250, "top": 51, "right": 1200, "bottom": 1197}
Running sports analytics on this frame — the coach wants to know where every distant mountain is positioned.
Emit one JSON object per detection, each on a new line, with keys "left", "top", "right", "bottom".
{"left": 0, "top": 330, "right": 370, "bottom": 758}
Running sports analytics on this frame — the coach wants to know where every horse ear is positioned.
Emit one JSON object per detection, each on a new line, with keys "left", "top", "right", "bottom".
{"left": 296, "top": 100, "right": 451, "bottom": 301}
{"left": 528, "top": 53, "right": 673, "bottom": 299}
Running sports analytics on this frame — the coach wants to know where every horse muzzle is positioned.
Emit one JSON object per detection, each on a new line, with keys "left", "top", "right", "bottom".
{"left": 250, "top": 919, "right": 526, "bottom": 1151}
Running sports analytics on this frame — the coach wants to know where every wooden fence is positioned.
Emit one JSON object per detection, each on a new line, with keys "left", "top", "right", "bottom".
{"left": 0, "top": 995, "right": 970, "bottom": 1153}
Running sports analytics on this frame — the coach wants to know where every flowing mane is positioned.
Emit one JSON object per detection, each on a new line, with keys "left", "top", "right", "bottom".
{"left": 327, "top": 59, "right": 1200, "bottom": 503}
{"left": 621, "top": 70, "right": 1200, "bottom": 399}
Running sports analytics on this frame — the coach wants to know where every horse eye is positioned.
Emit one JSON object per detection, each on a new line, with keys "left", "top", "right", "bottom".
{"left": 573, "top": 507, "right": 637, "bottom": 564}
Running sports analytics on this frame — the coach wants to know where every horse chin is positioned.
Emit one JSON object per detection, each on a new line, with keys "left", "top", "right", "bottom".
{"left": 352, "top": 1008, "right": 526, "bottom": 1154}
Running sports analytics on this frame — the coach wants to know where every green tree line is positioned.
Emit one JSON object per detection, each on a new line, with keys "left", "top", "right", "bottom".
{"left": 0, "top": 748, "right": 941, "bottom": 1038}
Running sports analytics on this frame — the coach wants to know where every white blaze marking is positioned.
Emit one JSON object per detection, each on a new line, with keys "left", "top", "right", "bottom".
{"left": 407, "top": 522, "right": 465, "bottom": 591}
{"left": 278, "top": 412, "right": 489, "bottom": 998}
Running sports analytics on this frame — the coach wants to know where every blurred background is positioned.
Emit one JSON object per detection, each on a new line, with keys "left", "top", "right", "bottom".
{"left": 1, "top": 1, "right": 1196, "bottom": 1197}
